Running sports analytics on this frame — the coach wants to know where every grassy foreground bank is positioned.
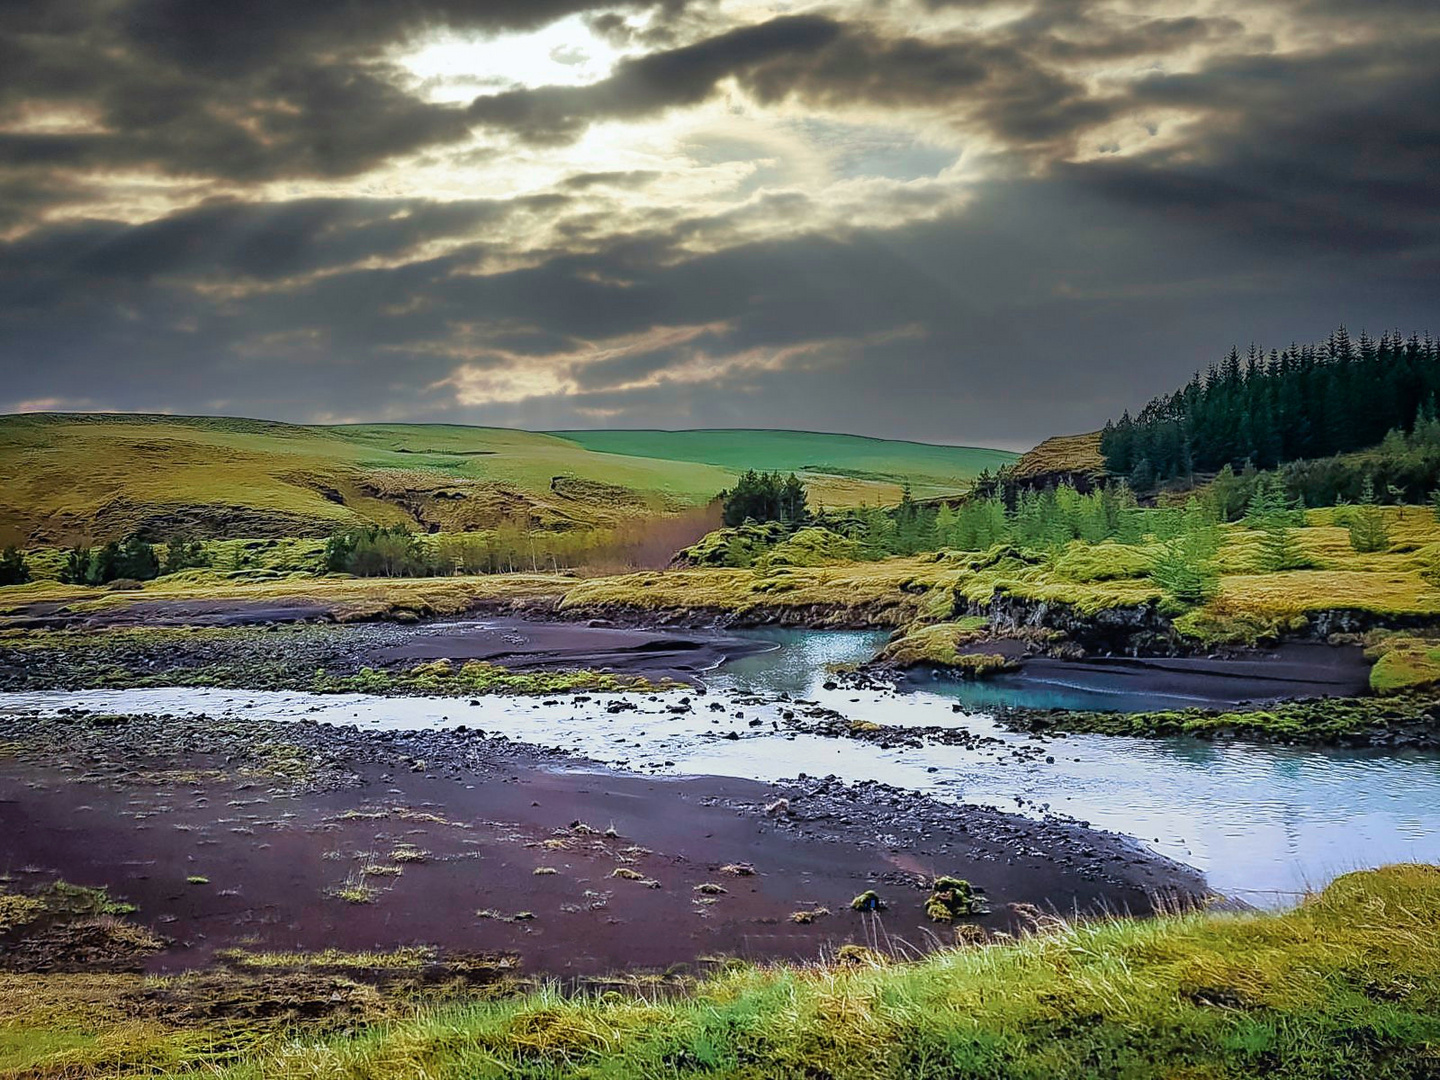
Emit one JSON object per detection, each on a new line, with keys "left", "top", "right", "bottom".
{"left": 5, "top": 866, "right": 1439, "bottom": 1078}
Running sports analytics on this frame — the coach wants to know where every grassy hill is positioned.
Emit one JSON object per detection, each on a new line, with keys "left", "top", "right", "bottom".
{"left": 551, "top": 429, "right": 1016, "bottom": 501}
{"left": 1008, "top": 431, "right": 1107, "bottom": 489}
{"left": 0, "top": 414, "right": 1013, "bottom": 544}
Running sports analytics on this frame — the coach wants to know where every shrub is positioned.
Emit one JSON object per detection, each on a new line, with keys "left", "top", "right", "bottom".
{"left": 1149, "top": 535, "right": 1219, "bottom": 605}
{"left": 162, "top": 537, "right": 210, "bottom": 574}
{"left": 0, "top": 547, "right": 29, "bottom": 587}
{"left": 324, "top": 525, "right": 432, "bottom": 577}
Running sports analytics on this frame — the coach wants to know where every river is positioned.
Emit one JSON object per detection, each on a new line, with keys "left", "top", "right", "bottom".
{"left": 3, "top": 624, "right": 1437, "bottom": 904}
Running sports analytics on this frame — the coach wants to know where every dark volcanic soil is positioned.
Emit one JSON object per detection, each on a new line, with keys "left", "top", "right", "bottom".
{"left": 365, "top": 617, "right": 775, "bottom": 683}
{"left": 930, "top": 640, "right": 1373, "bottom": 707}
{"left": 0, "top": 710, "right": 1205, "bottom": 979}
{"left": 0, "top": 617, "right": 775, "bottom": 690}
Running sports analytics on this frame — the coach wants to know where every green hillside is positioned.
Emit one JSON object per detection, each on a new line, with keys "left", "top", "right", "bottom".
{"left": 551, "top": 429, "right": 1016, "bottom": 499}
{"left": 0, "top": 414, "right": 1011, "bottom": 544}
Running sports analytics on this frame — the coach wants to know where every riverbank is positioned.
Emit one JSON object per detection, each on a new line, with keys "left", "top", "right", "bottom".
{"left": 1, "top": 864, "right": 1436, "bottom": 1078}
{"left": 0, "top": 707, "right": 1200, "bottom": 982}
{"left": 0, "top": 618, "right": 775, "bottom": 693}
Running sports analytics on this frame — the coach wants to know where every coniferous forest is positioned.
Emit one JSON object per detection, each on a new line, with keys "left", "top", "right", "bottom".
{"left": 1101, "top": 327, "right": 1440, "bottom": 488}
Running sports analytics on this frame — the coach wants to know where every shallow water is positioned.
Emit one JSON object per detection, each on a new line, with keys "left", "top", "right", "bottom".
{"left": 4, "top": 624, "right": 1438, "bottom": 904}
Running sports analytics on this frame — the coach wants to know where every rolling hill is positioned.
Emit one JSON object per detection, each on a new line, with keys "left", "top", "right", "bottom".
{"left": 551, "top": 429, "right": 1016, "bottom": 500}
{"left": 0, "top": 414, "right": 1016, "bottom": 544}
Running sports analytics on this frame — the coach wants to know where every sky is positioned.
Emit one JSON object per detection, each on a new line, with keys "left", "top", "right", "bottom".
{"left": 0, "top": 0, "right": 1436, "bottom": 450}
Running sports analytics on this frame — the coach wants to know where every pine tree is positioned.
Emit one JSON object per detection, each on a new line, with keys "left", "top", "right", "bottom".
{"left": 1348, "top": 477, "right": 1391, "bottom": 553}
{"left": 1149, "top": 534, "right": 1218, "bottom": 605}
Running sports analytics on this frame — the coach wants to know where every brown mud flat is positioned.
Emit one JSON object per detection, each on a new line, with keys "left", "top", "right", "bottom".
{"left": 0, "top": 712, "right": 1205, "bottom": 981}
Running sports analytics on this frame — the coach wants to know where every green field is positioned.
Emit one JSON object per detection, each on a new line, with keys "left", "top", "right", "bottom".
{"left": 551, "top": 429, "right": 1016, "bottom": 499}
{"left": 0, "top": 414, "right": 1013, "bottom": 545}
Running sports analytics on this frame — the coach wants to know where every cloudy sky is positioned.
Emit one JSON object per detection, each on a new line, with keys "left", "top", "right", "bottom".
{"left": 1, "top": 0, "right": 1435, "bottom": 448}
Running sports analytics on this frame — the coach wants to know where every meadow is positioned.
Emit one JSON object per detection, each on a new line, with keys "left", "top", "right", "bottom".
{"left": 550, "top": 429, "right": 1017, "bottom": 500}
{"left": 0, "top": 414, "right": 1015, "bottom": 547}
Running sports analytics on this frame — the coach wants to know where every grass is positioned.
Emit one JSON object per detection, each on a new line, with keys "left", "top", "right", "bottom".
{"left": 0, "top": 414, "right": 1014, "bottom": 546}
{"left": 175, "top": 865, "right": 1440, "bottom": 1080}
{"left": 0, "top": 893, "right": 44, "bottom": 934}
{"left": 0, "top": 864, "right": 1438, "bottom": 1078}
{"left": 214, "top": 947, "right": 436, "bottom": 971}
{"left": 549, "top": 428, "right": 1017, "bottom": 501}
{"left": 0, "top": 569, "right": 569, "bottom": 621}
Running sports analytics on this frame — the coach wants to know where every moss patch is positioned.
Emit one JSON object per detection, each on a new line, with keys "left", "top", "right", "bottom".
{"left": 1000, "top": 692, "right": 1440, "bottom": 745}
{"left": 1367, "top": 634, "right": 1440, "bottom": 695}
{"left": 877, "top": 620, "right": 992, "bottom": 668}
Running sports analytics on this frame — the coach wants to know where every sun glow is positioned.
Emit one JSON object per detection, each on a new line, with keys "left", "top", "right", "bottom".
{"left": 397, "top": 14, "right": 634, "bottom": 102}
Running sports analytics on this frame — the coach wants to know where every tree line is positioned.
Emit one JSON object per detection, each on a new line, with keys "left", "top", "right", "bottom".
{"left": 1101, "top": 327, "right": 1440, "bottom": 490}
{"left": 721, "top": 471, "right": 808, "bottom": 527}
{"left": 57, "top": 535, "right": 209, "bottom": 585}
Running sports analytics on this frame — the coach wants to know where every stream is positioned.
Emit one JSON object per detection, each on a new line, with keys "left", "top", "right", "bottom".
{"left": 3, "top": 625, "right": 1438, "bottom": 904}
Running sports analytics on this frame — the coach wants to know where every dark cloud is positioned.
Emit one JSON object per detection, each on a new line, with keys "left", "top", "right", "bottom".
{"left": 0, "top": 0, "right": 690, "bottom": 189}
{"left": 466, "top": 6, "right": 1246, "bottom": 152}
{"left": 561, "top": 170, "right": 662, "bottom": 190}
{"left": 1071, "top": 36, "right": 1440, "bottom": 255}
{"left": 1, "top": 0, "right": 1437, "bottom": 445}
{"left": 3, "top": 172, "right": 1434, "bottom": 443}
{"left": 467, "top": 13, "right": 1116, "bottom": 151}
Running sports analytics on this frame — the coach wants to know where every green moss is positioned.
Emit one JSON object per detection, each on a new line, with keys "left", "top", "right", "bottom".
{"left": 878, "top": 621, "right": 997, "bottom": 668}
{"left": 1051, "top": 541, "right": 1153, "bottom": 583}
{"left": 1366, "top": 634, "right": 1440, "bottom": 695}
{"left": 850, "top": 889, "right": 886, "bottom": 912}
{"left": 43, "top": 881, "right": 137, "bottom": 917}
{"left": 769, "top": 527, "right": 863, "bottom": 567}
{"left": 313, "top": 660, "right": 661, "bottom": 697}
{"left": 0, "top": 893, "right": 45, "bottom": 933}
{"left": 1002, "top": 692, "right": 1440, "bottom": 745}
{"left": 923, "top": 876, "right": 986, "bottom": 922}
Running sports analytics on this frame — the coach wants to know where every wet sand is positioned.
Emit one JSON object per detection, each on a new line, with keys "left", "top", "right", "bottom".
{"left": 0, "top": 710, "right": 1204, "bottom": 978}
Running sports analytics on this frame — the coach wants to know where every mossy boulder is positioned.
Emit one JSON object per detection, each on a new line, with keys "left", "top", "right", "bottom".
{"left": 850, "top": 890, "right": 886, "bottom": 912}
{"left": 878, "top": 619, "right": 1010, "bottom": 676}
{"left": 769, "top": 528, "right": 862, "bottom": 567}
{"left": 1052, "top": 542, "right": 1153, "bottom": 583}
{"left": 672, "top": 524, "right": 789, "bottom": 568}
{"left": 924, "top": 876, "right": 985, "bottom": 922}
